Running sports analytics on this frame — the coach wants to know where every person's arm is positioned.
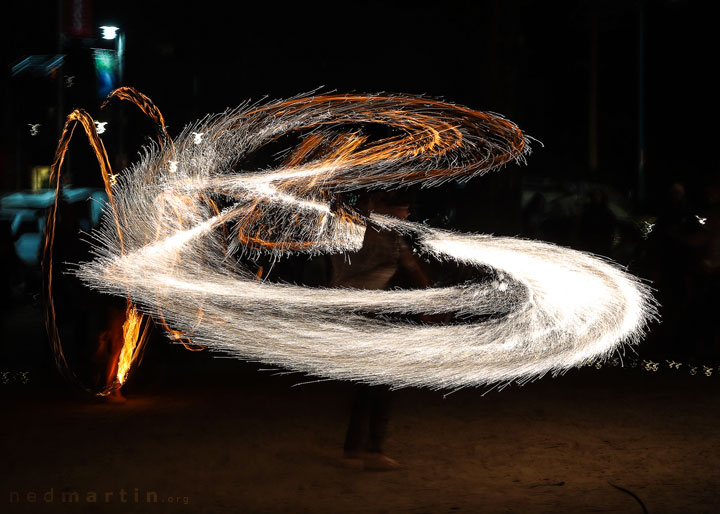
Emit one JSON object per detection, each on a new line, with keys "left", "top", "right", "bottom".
{"left": 398, "top": 243, "right": 430, "bottom": 288}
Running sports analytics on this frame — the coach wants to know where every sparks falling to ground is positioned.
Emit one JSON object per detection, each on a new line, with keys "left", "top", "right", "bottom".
{"left": 47, "top": 88, "right": 657, "bottom": 392}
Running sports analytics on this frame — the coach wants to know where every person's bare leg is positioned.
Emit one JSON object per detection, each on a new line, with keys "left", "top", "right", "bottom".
{"left": 362, "top": 385, "right": 400, "bottom": 471}
{"left": 102, "top": 306, "right": 127, "bottom": 403}
{"left": 340, "top": 385, "right": 369, "bottom": 468}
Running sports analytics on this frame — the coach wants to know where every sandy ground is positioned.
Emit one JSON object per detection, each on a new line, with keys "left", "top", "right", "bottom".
{"left": 2, "top": 304, "right": 720, "bottom": 514}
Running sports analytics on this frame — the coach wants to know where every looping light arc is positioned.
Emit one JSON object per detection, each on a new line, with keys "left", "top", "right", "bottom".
{"left": 50, "top": 88, "right": 657, "bottom": 391}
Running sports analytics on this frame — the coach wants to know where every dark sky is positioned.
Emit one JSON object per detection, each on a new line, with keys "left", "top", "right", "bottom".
{"left": 2, "top": 0, "right": 716, "bottom": 201}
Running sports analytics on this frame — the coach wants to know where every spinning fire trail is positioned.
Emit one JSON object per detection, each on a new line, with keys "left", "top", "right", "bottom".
{"left": 45, "top": 88, "right": 657, "bottom": 393}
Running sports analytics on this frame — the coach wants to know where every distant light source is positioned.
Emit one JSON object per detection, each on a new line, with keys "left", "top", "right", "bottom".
{"left": 100, "top": 26, "right": 119, "bottom": 40}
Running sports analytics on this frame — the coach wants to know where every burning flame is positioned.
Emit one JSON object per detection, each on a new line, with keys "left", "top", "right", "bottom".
{"left": 116, "top": 304, "right": 143, "bottom": 385}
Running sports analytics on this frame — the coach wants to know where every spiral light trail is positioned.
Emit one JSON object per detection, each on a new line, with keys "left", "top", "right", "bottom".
{"left": 50, "top": 89, "right": 657, "bottom": 391}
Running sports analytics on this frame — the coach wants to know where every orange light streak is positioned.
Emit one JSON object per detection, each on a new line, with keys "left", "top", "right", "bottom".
{"left": 116, "top": 304, "right": 143, "bottom": 384}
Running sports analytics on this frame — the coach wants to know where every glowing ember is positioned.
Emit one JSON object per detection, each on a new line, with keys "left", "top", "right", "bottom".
{"left": 94, "top": 121, "right": 108, "bottom": 134}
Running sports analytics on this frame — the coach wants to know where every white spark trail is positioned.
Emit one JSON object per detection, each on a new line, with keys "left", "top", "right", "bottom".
{"left": 75, "top": 93, "right": 657, "bottom": 389}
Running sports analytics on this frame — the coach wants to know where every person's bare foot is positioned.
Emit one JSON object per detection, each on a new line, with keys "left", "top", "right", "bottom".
{"left": 103, "top": 389, "right": 127, "bottom": 404}
{"left": 362, "top": 452, "right": 401, "bottom": 471}
{"left": 339, "top": 451, "right": 364, "bottom": 469}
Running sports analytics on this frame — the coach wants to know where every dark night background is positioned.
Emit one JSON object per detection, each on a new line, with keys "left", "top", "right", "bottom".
{"left": 1, "top": 1, "right": 719, "bottom": 513}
